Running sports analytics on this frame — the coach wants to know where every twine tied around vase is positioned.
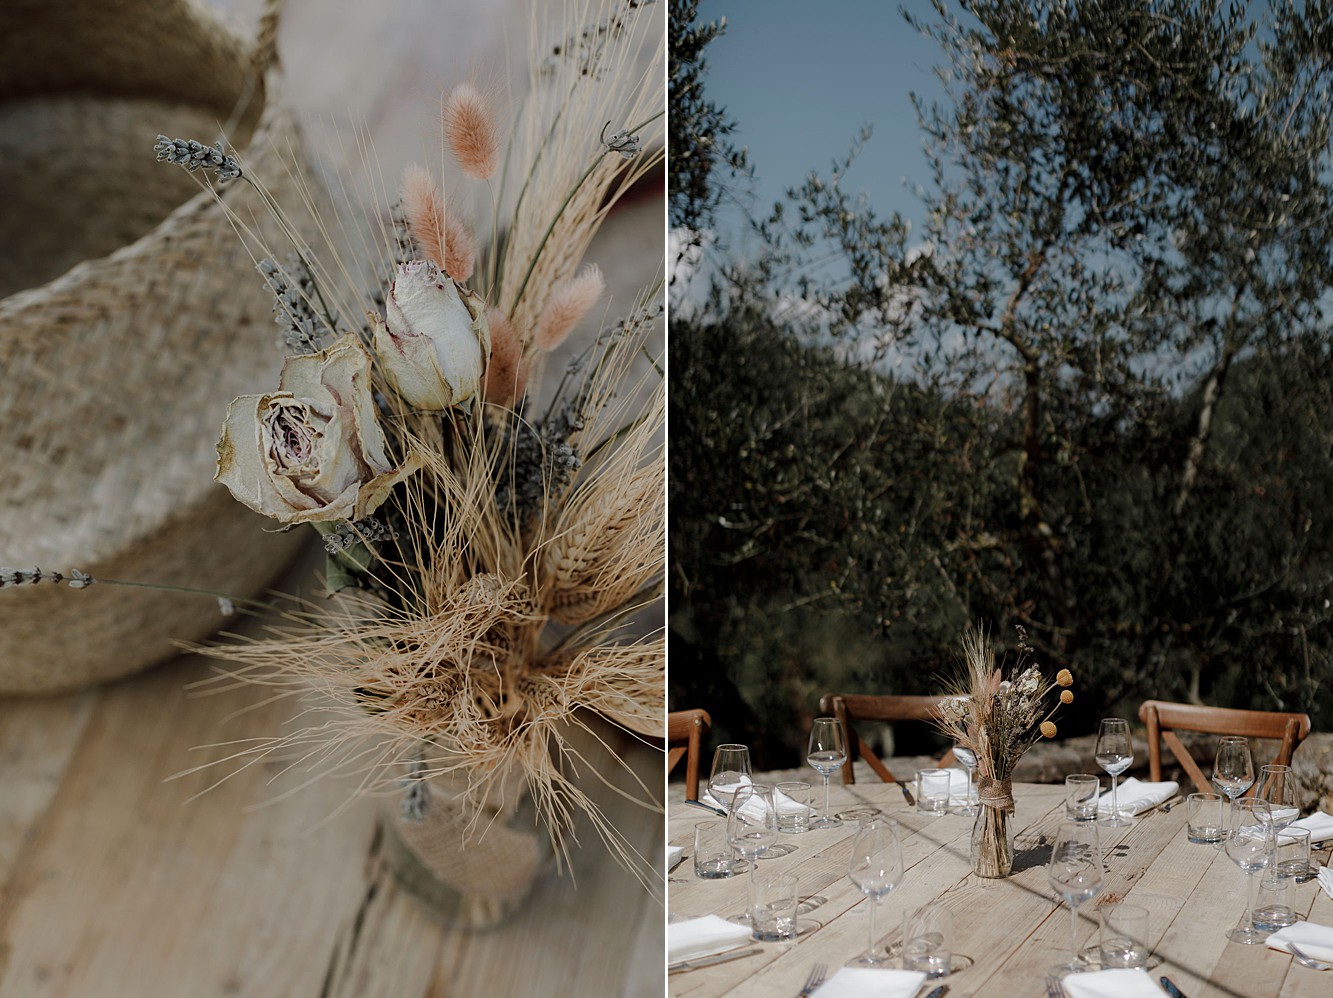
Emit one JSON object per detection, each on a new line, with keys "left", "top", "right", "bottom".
{"left": 977, "top": 775, "right": 1014, "bottom": 813}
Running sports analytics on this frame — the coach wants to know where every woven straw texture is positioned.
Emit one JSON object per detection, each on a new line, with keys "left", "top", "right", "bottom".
{"left": 0, "top": 0, "right": 315, "bottom": 693}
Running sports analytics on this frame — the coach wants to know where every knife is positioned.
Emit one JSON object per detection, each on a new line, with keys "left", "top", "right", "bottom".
{"left": 895, "top": 779, "right": 916, "bottom": 806}
{"left": 684, "top": 798, "right": 728, "bottom": 817}
{"left": 667, "top": 947, "right": 760, "bottom": 972}
{"left": 1159, "top": 975, "right": 1188, "bottom": 998}
{"left": 923, "top": 986, "right": 950, "bottom": 998}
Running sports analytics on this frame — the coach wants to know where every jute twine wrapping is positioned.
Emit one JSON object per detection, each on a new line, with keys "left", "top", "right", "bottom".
{"left": 0, "top": 0, "right": 317, "bottom": 693}
{"left": 386, "top": 768, "right": 551, "bottom": 928}
{"left": 977, "top": 775, "right": 1015, "bottom": 813}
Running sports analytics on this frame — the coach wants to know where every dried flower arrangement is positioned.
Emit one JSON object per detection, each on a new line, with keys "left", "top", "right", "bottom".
{"left": 936, "top": 625, "right": 1074, "bottom": 877}
{"left": 6, "top": 0, "right": 664, "bottom": 917}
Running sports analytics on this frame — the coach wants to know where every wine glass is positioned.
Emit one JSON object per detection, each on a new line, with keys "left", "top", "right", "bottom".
{"left": 1095, "top": 718, "right": 1134, "bottom": 828}
{"left": 1047, "top": 821, "right": 1104, "bottom": 974}
{"left": 1224, "top": 799, "right": 1273, "bottom": 944}
{"left": 952, "top": 745, "right": 978, "bottom": 817}
{"left": 846, "top": 817, "right": 903, "bottom": 965}
{"left": 807, "top": 717, "right": 848, "bottom": 830}
{"left": 1212, "top": 736, "right": 1254, "bottom": 834}
{"left": 1253, "top": 764, "right": 1299, "bottom": 930}
{"left": 727, "top": 783, "right": 778, "bottom": 923}
{"left": 708, "top": 743, "right": 751, "bottom": 813}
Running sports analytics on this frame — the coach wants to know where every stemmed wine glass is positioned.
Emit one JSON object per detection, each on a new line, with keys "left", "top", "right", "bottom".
{"left": 1254, "top": 764, "right": 1299, "bottom": 930}
{"left": 708, "top": 743, "right": 752, "bottom": 814}
{"left": 807, "top": 717, "right": 848, "bottom": 830}
{"left": 1224, "top": 799, "right": 1273, "bottom": 944}
{"left": 1095, "top": 718, "right": 1134, "bottom": 828}
{"left": 947, "top": 696, "right": 978, "bottom": 816}
{"left": 727, "top": 783, "right": 778, "bottom": 923}
{"left": 1047, "top": 821, "right": 1104, "bottom": 974}
{"left": 846, "top": 817, "right": 903, "bottom": 965}
{"left": 1212, "top": 736, "right": 1254, "bottom": 834}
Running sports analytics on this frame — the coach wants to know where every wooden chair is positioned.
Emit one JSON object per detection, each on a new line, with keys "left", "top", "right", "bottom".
{"left": 1138, "top": 700, "right": 1312, "bottom": 794}
{"left": 818, "top": 693, "right": 957, "bottom": 785}
{"left": 667, "top": 708, "right": 712, "bottom": 800}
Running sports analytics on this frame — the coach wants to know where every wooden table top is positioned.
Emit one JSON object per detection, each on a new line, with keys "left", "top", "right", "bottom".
{"left": 0, "top": 644, "right": 664, "bottom": 998}
{"left": 667, "top": 776, "right": 1333, "bottom": 997}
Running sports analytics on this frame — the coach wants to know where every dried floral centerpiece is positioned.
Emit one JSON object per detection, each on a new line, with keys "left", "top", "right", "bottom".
{"left": 6, "top": 0, "right": 664, "bottom": 929}
{"left": 936, "top": 626, "right": 1074, "bottom": 877}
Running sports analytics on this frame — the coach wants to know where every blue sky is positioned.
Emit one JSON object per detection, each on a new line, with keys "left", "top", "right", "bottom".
{"left": 696, "top": 0, "right": 949, "bottom": 244}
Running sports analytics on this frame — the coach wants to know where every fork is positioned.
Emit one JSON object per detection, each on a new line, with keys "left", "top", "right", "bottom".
{"left": 1287, "top": 940, "right": 1333, "bottom": 970}
{"left": 797, "top": 962, "right": 827, "bottom": 997}
{"left": 1044, "top": 974, "right": 1065, "bottom": 997}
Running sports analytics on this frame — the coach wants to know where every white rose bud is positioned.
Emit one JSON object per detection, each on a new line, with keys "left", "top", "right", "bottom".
{"left": 375, "top": 260, "right": 490, "bottom": 410}
{"left": 216, "top": 336, "right": 420, "bottom": 525}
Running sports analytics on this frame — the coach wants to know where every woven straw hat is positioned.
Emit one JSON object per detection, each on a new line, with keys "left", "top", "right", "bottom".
{"left": 0, "top": 0, "right": 320, "bottom": 693}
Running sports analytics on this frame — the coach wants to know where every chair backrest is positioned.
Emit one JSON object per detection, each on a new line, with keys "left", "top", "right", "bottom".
{"left": 667, "top": 708, "right": 712, "bottom": 800}
{"left": 1138, "top": 700, "right": 1312, "bottom": 794}
{"left": 817, "top": 693, "right": 956, "bottom": 785}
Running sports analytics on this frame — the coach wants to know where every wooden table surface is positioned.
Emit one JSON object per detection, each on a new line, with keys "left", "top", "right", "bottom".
{"left": 667, "top": 776, "right": 1333, "bottom": 997}
{"left": 0, "top": 613, "right": 665, "bottom": 998}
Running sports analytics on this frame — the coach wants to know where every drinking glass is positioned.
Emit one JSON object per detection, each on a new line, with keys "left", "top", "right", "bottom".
{"left": 1047, "top": 821, "right": 1104, "bottom": 973}
{"left": 1095, "top": 718, "right": 1134, "bottom": 828}
{"left": 1065, "top": 774, "right": 1101, "bottom": 822}
{"left": 1224, "top": 798, "right": 1272, "bottom": 944}
{"left": 1253, "top": 764, "right": 1298, "bottom": 929}
{"left": 807, "top": 717, "right": 848, "bottom": 830}
{"left": 846, "top": 817, "right": 903, "bottom": 966}
{"left": 727, "top": 784, "right": 778, "bottom": 923}
{"left": 1212, "top": 736, "right": 1254, "bottom": 833}
{"left": 707, "top": 743, "right": 751, "bottom": 814}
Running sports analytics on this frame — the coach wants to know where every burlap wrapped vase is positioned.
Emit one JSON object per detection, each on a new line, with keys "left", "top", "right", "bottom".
{"left": 0, "top": 0, "right": 322, "bottom": 693}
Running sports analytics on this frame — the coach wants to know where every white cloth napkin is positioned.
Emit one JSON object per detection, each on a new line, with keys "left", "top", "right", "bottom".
{"left": 812, "top": 967, "right": 927, "bottom": 997}
{"left": 1096, "top": 778, "right": 1178, "bottom": 816}
{"left": 1266, "top": 921, "right": 1333, "bottom": 963}
{"left": 1061, "top": 968, "right": 1166, "bottom": 997}
{"left": 702, "top": 780, "right": 804, "bottom": 818}
{"left": 1283, "top": 810, "right": 1333, "bottom": 844}
{"left": 666, "top": 844, "right": 683, "bottom": 869}
{"left": 1317, "top": 864, "right": 1333, "bottom": 900}
{"left": 666, "top": 914, "right": 752, "bottom": 964}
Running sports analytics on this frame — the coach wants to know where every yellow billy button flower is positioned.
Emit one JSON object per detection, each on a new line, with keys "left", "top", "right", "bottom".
{"left": 1056, "top": 668, "right": 1074, "bottom": 687}
{"left": 1040, "top": 721, "right": 1058, "bottom": 738}
{"left": 1060, "top": 690, "right": 1074, "bottom": 704}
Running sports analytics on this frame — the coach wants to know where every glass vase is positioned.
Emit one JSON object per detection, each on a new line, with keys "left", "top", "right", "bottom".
{"left": 382, "top": 769, "right": 553, "bottom": 929}
{"left": 971, "top": 803, "right": 1015, "bottom": 878}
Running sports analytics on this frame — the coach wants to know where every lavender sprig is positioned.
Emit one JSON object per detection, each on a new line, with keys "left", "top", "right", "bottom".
{"left": 0, "top": 567, "right": 92, "bottom": 589}
{"left": 153, "top": 135, "right": 242, "bottom": 183}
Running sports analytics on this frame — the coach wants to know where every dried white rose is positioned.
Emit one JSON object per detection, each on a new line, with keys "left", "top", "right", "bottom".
{"left": 374, "top": 260, "right": 490, "bottom": 410}
{"left": 216, "top": 336, "right": 419, "bottom": 524}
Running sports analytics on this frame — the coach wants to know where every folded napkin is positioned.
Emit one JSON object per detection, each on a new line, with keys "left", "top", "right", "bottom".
{"left": 666, "top": 914, "right": 752, "bottom": 964}
{"left": 1318, "top": 865, "right": 1333, "bottom": 901}
{"left": 812, "top": 967, "right": 927, "bottom": 998}
{"left": 702, "top": 781, "right": 805, "bottom": 818}
{"left": 1061, "top": 968, "right": 1166, "bottom": 997}
{"left": 1282, "top": 810, "right": 1333, "bottom": 844}
{"left": 667, "top": 845, "right": 683, "bottom": 869}
{"left": 1266, "top": 921, "right": 1333, "bottom": 963}
{"left": 1096, "top": 778, "right": 1177, "bottom": 816}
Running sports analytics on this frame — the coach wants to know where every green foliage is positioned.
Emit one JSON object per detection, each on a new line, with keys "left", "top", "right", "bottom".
{"left": 670, "top": 0, "right": 1333, "bottom": 763}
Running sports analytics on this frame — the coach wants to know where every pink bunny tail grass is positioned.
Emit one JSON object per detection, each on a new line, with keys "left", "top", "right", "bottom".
{"left": 533, "top": 265, "right": 604, "bottom": 353}
{"left": 400, "top": 163, "right": 446, "bottom": 267}
{"left": 443, "top": 83, "right": 500, "bottom": 182}
{"left": 444, "top": 214, "right": 476, "bottom": 284}
{"left": 482, "top": 309, "right": 525, "bottom": 408}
